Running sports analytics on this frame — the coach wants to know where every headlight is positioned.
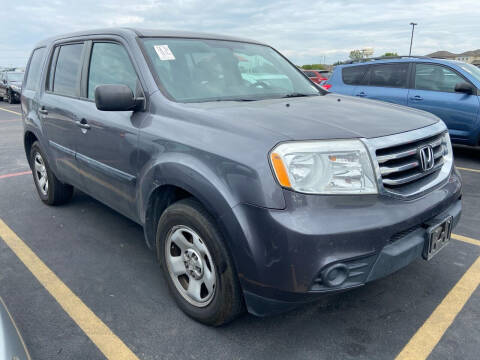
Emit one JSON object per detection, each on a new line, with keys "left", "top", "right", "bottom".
{"left": 11, "top": 85, "right": 20, "bottom": 92}
{"left": 270, "top": 140, "right": 378, "bottom": 194}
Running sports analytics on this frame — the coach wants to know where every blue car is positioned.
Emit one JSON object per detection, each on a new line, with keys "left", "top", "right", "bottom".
{"left": 325, "top": 57, "right": 480, "bottom": 146}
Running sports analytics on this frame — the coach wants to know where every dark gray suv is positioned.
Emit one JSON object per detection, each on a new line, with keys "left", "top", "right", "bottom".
{"left": 22, "top": 28, "right": 462, "bottom": 325}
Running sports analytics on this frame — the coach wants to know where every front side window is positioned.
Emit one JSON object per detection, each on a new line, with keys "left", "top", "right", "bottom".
{"left": 368, "top": 63, "right": 408, "bottom": 88}
{"left": 142, "top": 38, "right": 319, "bottom": 102}
{"left": 342, "top": 66, "right": 368, "bottom": 85}
{"left": 87, "top": 42, "right": 138, "bottom": 99}
{"left": 25, "top": 47, "right": 46, "bottom": 91}
{"left": 53, "top": 43, "right": 84, "bottom": 97}
{"left": 415, "top": 64, "right": 465, "bottom": 93}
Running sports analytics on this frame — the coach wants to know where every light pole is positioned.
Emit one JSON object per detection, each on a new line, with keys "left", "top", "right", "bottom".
{"left": 409, "top": 22, "right": 418, "bottom": 56}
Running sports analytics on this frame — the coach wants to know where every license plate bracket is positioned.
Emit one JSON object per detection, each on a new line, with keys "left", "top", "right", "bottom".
{"left": 423, "top": 216, "right": 453, "bottom": 261}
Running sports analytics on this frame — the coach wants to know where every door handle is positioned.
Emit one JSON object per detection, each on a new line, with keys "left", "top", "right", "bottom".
{"left": 75, "top": 119, "right": 91, "bottom": 130}
{"left": 356, "top": 92, "right": 367, "bottom": 97}
{"left": 38, "top": 107, "right": 48, "bottom": 115}
{"left": 409, "top": 95, "right": 423, "bottom": 101}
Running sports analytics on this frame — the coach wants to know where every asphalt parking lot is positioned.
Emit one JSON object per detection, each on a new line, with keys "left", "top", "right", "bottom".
{"left": 1, "top": 103, "right": 480, "bottom": 360}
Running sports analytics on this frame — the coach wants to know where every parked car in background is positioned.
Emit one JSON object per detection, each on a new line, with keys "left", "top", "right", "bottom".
{"left": 22, "top": 29, "right": 461, "bottom": 325}
{"left": 325, "top": 57, "right": 480, "bottom": 146}
{"left": 302, "top": 69, "right": 331, "bottom": 84}
{"left": 0, "top": 71, "right": 24, "bottom": 103}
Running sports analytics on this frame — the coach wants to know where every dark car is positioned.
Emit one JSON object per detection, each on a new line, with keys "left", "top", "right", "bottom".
{"left": 22, "top": 29, "right": 461, "bottom": 325}
{"left": 0, "top": 71, "right": 24, "bottom": 103}
{"left": 302, "top": 69, "right": 331, "bottom": 84}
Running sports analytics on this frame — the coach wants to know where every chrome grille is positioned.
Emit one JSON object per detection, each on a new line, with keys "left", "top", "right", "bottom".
{"left": 375, "top": 132, "right": 448, "bottom": 192}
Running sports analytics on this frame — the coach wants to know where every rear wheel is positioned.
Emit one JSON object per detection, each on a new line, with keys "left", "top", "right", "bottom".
{"left": 157, "top": 198, "right": 244, "bottom": 326}
{"left": 30, "top": 141, "right": 73, "bottom": 205}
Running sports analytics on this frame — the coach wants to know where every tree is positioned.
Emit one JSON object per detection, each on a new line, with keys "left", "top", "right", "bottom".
{"left": 349, "top": 50, "right": 366, "bottom": 61}
{"left": 383, "top": 52, "right": 398, "bottom": 57}
{"left": 301, "top": 64, "right": 326, "bottom": 70}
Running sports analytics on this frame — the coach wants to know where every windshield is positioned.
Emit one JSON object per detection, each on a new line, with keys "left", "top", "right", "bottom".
{"left": 142, "top": 38, "right": 320, "bottom": 102}
{"left": 7, "top": 72, "right": 24, "bottom": 82}
{"left": 457, "top": 63, "right": 480, "bottom": 82}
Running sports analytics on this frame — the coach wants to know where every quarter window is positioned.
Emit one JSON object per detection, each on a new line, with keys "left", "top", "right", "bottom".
{"left": 87, "top": 42, "right": 138, "bottom": 99}
{"left": 415, "top": 64, "right": 465, "bottom": 93}
{"left": 25, "top": 47, "right": 46, "bottom": 91}
{"left": 342, "top": 66, "right": 368, "bottom": 85}
{"left": 53, "top": 43, "right": 84, "bottom": 97}
{"left": 369, "top": 63, "right": 408, "bottom": 88}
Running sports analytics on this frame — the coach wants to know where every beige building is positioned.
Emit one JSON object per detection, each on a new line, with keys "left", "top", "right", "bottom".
{"left": 427, "top": 50, "right": 480, "bottom": 64}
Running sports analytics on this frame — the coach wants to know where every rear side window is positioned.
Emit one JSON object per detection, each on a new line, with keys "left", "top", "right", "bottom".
{"left": 414, "top": 64, "right": 465, "bottom": 93}
{"left": 53, "top": 43, "right": 84, "bottom": 97}
{"left": 342, "top": 66, "right": 368, "bottom": 85}
{"left": 25, "top": 47, "right": 46, "bottom": 91}
{"left": 369, "top": 63, "right": 408, "bottom": 88}
{"left": 87, "top": 42, "right": 138, "bottom": 99}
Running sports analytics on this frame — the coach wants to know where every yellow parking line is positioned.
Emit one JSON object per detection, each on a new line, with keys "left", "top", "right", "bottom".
{"left": 0, "top": 219, "right": 139, "bottom": 360}
{"left": 456, "top": 166, "right": 480, "bottom": 174}
{"left": 0, "top": 106, "right": 21, "bottom": 116}
{"left": 396, "top": 255, "right": 480, "bottom": 360}
{"left": 452, "top": 233, "right": 480, "bottom": 247}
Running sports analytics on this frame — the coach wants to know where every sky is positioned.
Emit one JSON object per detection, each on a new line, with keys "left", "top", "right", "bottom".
{"left": 1, "top": 0, "right": 480, "bottom": 67}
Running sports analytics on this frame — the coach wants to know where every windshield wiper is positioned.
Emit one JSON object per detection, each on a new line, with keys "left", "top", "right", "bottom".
{"left": 281, "top": 93, "right": 317, "bottom": 98}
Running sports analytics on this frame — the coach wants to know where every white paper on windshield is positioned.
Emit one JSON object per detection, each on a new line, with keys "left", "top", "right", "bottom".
{"left": 154, "top": 45, "right": 176, "bottom": 60}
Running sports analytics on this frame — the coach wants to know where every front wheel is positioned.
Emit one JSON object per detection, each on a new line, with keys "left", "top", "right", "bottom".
{"left": 157, "top": 198, "right": 244, "bottom": 326}
{"left": 7, "top": 90, "right": 13, "bottom": 104}
{"left": 30, "top": 141, "right": 74, "bottom": 205}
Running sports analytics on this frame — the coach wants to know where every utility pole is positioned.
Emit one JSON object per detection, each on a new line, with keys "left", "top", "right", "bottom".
{"left": 409, "top": 22, "right": 418, "bottom": 56}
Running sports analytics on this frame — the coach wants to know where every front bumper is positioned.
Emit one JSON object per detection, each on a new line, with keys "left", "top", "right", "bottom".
{"left": 229, "top": 169, "right": 462, "bottom": 316}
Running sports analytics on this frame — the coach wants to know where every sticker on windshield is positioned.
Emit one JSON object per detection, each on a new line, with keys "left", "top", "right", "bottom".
{"left": 154, "top": 45, "right": 175, "bottom": 60}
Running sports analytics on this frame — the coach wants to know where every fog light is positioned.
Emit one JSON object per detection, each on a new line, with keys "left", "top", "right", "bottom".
{"left": 321, "top": 263, "right": 349, "bottom": 287}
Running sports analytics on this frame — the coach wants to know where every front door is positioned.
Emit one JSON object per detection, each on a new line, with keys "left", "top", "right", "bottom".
{"left": 408, "top": 63, "right": 480, "bottom": 144}
{"left": 74, "top": 41, "right": 143, "bottom": 220}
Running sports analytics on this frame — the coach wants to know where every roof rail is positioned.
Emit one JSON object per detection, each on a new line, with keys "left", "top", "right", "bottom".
{"left": 342, "top": 55, "right": 440, "bottom": 65}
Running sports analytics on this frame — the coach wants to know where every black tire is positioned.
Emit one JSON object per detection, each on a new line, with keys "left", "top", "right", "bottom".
{"left": 30, "top": 141, "right": 74, "bottom": 205}
{"left": 7, "top": 90, "right": 13, "bottom": 104}
{"left": 157, "top": 198, "right": 244, "bottom": 326}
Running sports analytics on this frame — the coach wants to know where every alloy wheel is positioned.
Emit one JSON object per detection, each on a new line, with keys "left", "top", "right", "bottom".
{"left": 34, "top": 152, "right": 49, "bottom": 196}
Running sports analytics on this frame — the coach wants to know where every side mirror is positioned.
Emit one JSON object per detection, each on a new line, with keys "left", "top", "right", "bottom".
{"left": 454, "top": 82, "right": 475, "bottom": 95}
{"left": 94, "top": 84, "right": 142, "bottom": 111}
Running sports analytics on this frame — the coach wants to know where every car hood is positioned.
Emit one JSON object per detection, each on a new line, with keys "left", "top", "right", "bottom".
{"left": 9, "top": 81, "right": 22, "bottom": 86}
{"left": 184, "top": 94, "right": 439, "bottom": 140}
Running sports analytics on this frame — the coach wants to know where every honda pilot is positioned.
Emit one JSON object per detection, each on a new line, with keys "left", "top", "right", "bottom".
{"left": 22, "top": 29, "right": 462, "bottom": 325}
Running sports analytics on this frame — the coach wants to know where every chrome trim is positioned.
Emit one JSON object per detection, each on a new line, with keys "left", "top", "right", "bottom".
{"left": 380, "top": 160, "right": 419, "bottom": 175}
{"left": 361, "top": 121, "right": 452, "bottom": 199}
{"left": 382, "top": 161, "right": 444, "bottom": 186}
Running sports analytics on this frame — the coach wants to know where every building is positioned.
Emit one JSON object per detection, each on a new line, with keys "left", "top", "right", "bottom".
{"left": 426, "top": 49, "right": 480, "bottom": 64}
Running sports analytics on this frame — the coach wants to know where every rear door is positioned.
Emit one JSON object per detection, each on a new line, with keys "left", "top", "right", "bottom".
{"left": 332, "top": 65, "right": 369, "bottom": 95}
{"left": 407, "top": 63, "right": 480, "bottom": 143}
{"left": 353, "top": 63, "right": 410, "bottom": 105}
{"left": 40, "top": 42, "right": 86, "bottom": 185}
{"left": 74, "top": 40, "right": 144, "bottom": 220}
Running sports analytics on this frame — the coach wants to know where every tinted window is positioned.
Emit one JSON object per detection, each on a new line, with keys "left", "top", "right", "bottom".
{"left": 88, "top": 43, "right": 138, "bottom": 99}
{"left": 25, "top": 47, "right": 46, "bottom": 91}
{"left": 47, "top": 46, "right": 60, "bottom": 91}
{"left": 415, "top": 64, "right": 465, "bottom": 93}
{"left": 342, "top": 66, "right": 368, "bottom": 85}
{"left": 53, "top": 43, "right": 83, "bottom": 97}
{"left": 369, "top": 63, "right": 408, "bottom": 88}
{"left": 304, "top": 71, "right": 316, "bottom": 77}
